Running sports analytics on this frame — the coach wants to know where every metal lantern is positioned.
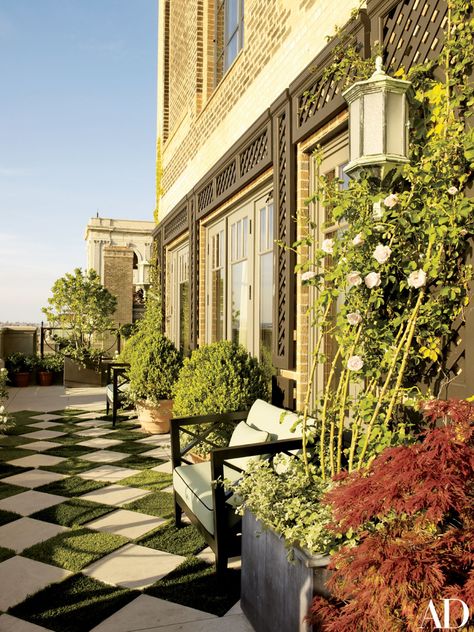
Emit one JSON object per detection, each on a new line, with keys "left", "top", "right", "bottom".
{"left": 343, "top": 57, "right": 411, "bottom": 179}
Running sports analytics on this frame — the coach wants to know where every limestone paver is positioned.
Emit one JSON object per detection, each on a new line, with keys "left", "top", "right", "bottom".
{"left": 84, "top": 508, "right": 165, "bottom": 538}
{"left": 225, "top": 602, "right": 243, "bottom": 616}
{"left": 80, "top": 484, "right": 151, "bottom": 507}
{"left": 0, "top": 614, "right": 52, "bottom": 631}
{"left": 78, "top": 465, "right": 140, "bottom": 483}
{"left": 77, "top": 438, "right": 122, "bottom": 449}
{"left": 1, "top": 469, "right": 67, "bottom": 488}
{"left": 0, "top": 556, "right": 71, "bottom": 610}
{"left": 90, "top": 594, "right": 214, "bottom": 632}
{"left": 75, "top": 412, "right": 104, "bottom": 420}
{"left": 82, "top": 542, "right": 185, "bottom": 589}
{"left": 26, "top": 421, "right": 63, "bottom": 429}
{"left": 28, "top": 414, "right": 63, "bottom": 422}
{"left": 75, "top": 419, "right": 110, "bottom": 428}
{"left": 0, "top": 490, "right": 67, "bottom": 515}
{"left": 152, "top": 614, "right": 254, "bottom": 632}
{"left": 136, "top": 435, "right": 170, "bottom": 446}
{"left": 6, "top": 454, "right": 66, "bottom": 469}
{"left": 20, "top": 430, "right": 66, "bottom": 440}
{"left": 18, "top": 440, "right": 62, "bottom": 452}
{"left": 79, "top": 450, "right": 127, "bottom": 464}
{"left": 75, "top": 427, "right": 114, "bottom": 437}
{"left": 0, "top": 517, "right": 69, "bottom": 553}
{"left": 141, "top": 446, "right": 171, "bottom": 459}
{"left": 151, "top": 461, "right": 173, "bottom": 474}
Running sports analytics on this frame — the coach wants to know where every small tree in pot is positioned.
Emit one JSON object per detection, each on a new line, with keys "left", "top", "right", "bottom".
{"left": 127, "top": 329, "right": 182, "bottom": 433}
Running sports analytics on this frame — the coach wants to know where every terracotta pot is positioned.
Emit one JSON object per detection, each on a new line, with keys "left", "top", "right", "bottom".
{"left": 13, "top": 372, "right": 30, "bottom": 387}
{"left": 136, "top": 399, "right": 173, "bottom": 434}
{"left": 38, "top": 371, "right": 54, "bottom": 386}
{"left": 189, "top": 452, "right": 210, "bottom": 463}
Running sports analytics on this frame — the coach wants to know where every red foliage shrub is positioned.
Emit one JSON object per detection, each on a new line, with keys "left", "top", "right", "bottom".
{"left": 308, "top": 399, "right": 474, "bottom": 632}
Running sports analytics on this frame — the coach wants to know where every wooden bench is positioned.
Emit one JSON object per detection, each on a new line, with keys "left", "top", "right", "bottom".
{"left": 170, "top": 399, "right": 306, "bottom": 573}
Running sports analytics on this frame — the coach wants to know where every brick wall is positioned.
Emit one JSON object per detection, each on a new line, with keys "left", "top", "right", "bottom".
{"left": 158, "top": 0, "right": 359, "bottom": 218}
{"left": 103, "top": 247, "right": 133, "bottom": 327}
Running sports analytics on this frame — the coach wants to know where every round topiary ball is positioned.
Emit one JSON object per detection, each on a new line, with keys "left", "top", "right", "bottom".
{"left": 173, "top": 340, "right": 269, "bottom": 416}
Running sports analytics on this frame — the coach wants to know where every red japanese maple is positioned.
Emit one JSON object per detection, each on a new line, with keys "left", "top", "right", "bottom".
{"left": 309, "top": 399, "right": 474, "bottom": 632}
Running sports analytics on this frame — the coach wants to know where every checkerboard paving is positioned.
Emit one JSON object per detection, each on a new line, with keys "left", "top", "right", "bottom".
{"left": 0, "top": 409, "right": 243, "bottom": 632}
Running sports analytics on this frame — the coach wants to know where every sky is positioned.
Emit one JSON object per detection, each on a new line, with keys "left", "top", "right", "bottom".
{"left": 0, "top": 0, "right": 158, "bottom": 323}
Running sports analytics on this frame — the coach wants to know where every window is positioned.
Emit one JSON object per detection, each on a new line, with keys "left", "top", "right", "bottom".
{"left": 206, "top": 190, "right": 273, "bottom": 365}
{"left": 215, "top": 0, "right": 244, "bottom": 84}
{"left": 169, "top": 242, "right": 191, "bottom": 356}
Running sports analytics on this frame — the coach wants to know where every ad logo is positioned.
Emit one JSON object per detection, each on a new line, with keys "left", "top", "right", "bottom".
{"left": 419, "top": 599, "right": 470, "bottom": 629}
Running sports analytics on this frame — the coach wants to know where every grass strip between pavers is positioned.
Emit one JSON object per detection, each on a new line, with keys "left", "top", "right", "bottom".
{"left": 0, "top": 436, "right": 35, "bottom": 448}
{"left": 108, "top": 441, "right": 151, "bottom": 455}
{"left": 118, "top": 454, "right": 166, "bottom": 470}
{"left": 40, "top": 458, "right": 100, "bottom": 476}
{"left": 0, "top": 482, "right": 26, "bottom": 500}
{"left": 22, "top": 526, "right": 128, "bottom": 571}
{"left": 31, "top": 498, "right": 116, "bottom": 527}
{"left": 146, "top": 556, "right": 241, "bottom": 617}
{"left": 0, "top": 463, "right": 29, "bottom": 479}
{"left": 0, "top": 508, "right": 21, "bottom": 526}
{"left": 0, "top": 545, "right": 15, "bottom": 563}
{"left": 0, "top": 446, "right": 43, "bottom": 462}
{"left": 122, "top": 490, "right": 174, "bottom": 519}
{"left": 9, "top": 573, "right": 139, "bottom": 632}
{"left": 137, "top": 521, "right": 206, "bottom": 556}
{"left": 43, "top": 444, "right": 99, "bottom": 458}
{"left": 118, "top": 469, "right": 172, "bottom": 491}
{"left": 35, "top": 476, "right": 110, "bottom": 498}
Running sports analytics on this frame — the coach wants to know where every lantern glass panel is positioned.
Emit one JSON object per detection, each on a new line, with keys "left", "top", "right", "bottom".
{"left": 349, "top": 98, "right": 361, "bottom": 161}
{"left": 386, "top": 91, "right": 404, "bottom": 156}
{"left": 363, "top": 91, "right": 384, "bottom": 156}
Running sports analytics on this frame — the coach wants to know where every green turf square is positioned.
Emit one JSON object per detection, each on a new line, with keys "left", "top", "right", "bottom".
{"left": 0, "top": 545, "right": 15, "bottom": 563}
{"left": 137, "top": 522, "right": 206, "bottom": 556}
{"left": 122, "top": 491, "right": 174, "bottom": 519}
{"left": 118, "top": 470, "right": 172, "bottom": 491}
{"left": 35, "top": 476, "right": 109, "bottom": 498}
{"left": 106, "top": 429, "right": 146, "bottom": 442}
{"left": 119, "top": 454, "right": 166, "bottom": 470}
{"left": 31, "top": 498, "right": 116, "bottom": 527}
{"left": 0, "top": 435, "right": 34, "bottom": 448}
{"left": 0, "top": 463, "right": 29, "bottom": 479}
{"left": 3, "top": 425, "right": 35, "bottom": 436}
{"left": 0, "top": 483, "right": 25, "bottom": 499}
{"left": 0, "top": 508, "right": 21, "bottom": 526}
{"left": 47, "top": 434, "right": 86, "bottom": 445}
{"left": 0, "top": 446, "right": 39, "bottom": 462}
{"left": 9, "top": 573, "right": 138, "bottom": 632}
{"left": 23, "top": 526, "right": 128, "bottom": 571}
{"left": 10, "top": 411, "right": 43, "bottom": 424}
{"left": 146, "top": 556, "right": 241, "bottom": 616}
{"left": 49, "top": 409, "right": 85, "bottom": 417}
{"left": 44, "top": 444, "right": 98, "bottom": 458}
{"left": 109, "top": 441, "right": 150, "bottom": 455}
{"left": 41, "top": 458, "right": 98, "bottom": 476}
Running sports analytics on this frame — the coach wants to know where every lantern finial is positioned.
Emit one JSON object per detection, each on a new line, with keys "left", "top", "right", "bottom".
{"left": 374, "top": 56, "right": 384, "bottom": 75}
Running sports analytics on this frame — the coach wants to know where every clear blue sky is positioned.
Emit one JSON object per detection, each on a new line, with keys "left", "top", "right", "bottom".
{"left": 0, "top": 0, "right": 157, "bottom": 323}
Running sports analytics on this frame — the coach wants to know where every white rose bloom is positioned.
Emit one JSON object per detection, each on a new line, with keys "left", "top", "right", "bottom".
{"left": 352, "top": 232, "right": 364, "bottom": 246}
{"left": 372, "top": 202, "right": 384, "bottom": 220}
{"left": 301, "top": 271, "right": 317, "bottom": 282}
{"left": 347, "top": 271, "right": 362, "bottom": 287}
{"left": 383, "top": 193, "right": 399, "bottom": 208}
{"left": 373, "top": 244, "right": 392, "bottom": 264}
{"left": 0, "top": 406, "right": 4, "bottom": 414}
{"left": 321, "top": 238, "right": 334, "bottom": 254}
{"left": 347, "top": 312, "right": 362, "bottom": 325}
{"left": 407, "top": 269, "right": 427, "bottom": 288}
{"left": 347, "top": 355, "right": 364, "bottom": 371}
{"left": 365, "top": 272, "right": 381, "bottom": 289}
{"left": 447, "top": 186, "right": 458, "bottom": 195}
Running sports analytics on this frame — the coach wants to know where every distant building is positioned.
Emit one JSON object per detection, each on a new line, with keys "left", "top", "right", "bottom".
{"left": 85, "top": 217, "right": 155, "bottom": 325}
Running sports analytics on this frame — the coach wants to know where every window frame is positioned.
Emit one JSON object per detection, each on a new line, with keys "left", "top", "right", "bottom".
{"left": 214, "top": 0, "right": 244, "bottom": 86}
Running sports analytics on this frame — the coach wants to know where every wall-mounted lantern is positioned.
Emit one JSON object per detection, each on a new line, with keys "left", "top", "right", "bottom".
{"left": 343, "top": 57, "right": 412, "bottom": 179}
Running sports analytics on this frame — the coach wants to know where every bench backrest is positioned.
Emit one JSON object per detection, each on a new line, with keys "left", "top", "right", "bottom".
{"left": 246, "top": 399, "right": 309, "bottom": 441}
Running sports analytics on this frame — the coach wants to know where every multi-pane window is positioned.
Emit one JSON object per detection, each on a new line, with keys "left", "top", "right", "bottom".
{"left": 206, "top": 190, "right": 273, "bottom": 365}
{"left": 215, "top": 0, "right": 244, "bottom": 84}
{"left": 169, "top": 243, "right": 190, "bottom": 356}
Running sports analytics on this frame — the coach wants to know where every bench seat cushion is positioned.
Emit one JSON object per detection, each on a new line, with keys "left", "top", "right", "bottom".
{"left": 173, "top": 462, "right": 241, "bottom": 535}
{"left": 106, "top": 381, "right": 130, "bottom": 403}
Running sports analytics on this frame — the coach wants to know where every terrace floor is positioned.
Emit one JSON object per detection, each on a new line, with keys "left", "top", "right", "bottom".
{"left": 1, "top": 386, "right": 253, "bottom": 632}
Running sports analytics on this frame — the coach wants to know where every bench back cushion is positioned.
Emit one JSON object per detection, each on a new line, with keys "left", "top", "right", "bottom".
{"left": 246, "top": 399, "right": 307, "bottom": 440}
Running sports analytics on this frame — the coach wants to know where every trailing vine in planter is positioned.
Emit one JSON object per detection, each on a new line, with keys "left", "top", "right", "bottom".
{"left": 295, "top": 0, "right": 474, "bottom": 478}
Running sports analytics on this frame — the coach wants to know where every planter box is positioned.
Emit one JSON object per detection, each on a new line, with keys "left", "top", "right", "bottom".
{"left": 63, "top": 357, "right": 108, "bottom": 388}
{"left": 241, "top": 511, "right": 331, "bottom": 632}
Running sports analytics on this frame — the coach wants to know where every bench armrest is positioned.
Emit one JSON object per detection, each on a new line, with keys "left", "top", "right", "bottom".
{"left": 211, "top": 437, "right": 303, "bottom": 477}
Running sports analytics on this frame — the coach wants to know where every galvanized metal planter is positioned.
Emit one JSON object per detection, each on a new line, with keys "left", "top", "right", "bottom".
{"left": 241, "top": 510, "right": 331, "bottom": 632}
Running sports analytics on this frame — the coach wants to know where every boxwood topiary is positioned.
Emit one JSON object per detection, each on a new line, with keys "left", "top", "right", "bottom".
{"left": 173, "top": 340, "right": 269, "bottom": 416}
{"left": 127, "top": 330, "right": 182, "bottom": 405}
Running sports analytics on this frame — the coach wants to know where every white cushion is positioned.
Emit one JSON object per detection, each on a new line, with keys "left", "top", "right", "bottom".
{"left": 246, "top": 399, "right": 305, "bottom": 440}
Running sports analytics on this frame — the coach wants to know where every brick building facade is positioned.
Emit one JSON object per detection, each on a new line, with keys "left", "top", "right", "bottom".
{"left": 155, "top": 0, "right": 472, "bottom": 410}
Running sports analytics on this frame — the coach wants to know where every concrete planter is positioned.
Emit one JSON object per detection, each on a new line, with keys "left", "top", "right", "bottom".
{"left": 136, "top": 399, "right": 173, "bottom": 434}
{"left": 63, "top": 357, "right": 108, "bottom": 388}
{"left": 241, "top": 511, "right": 331, "bottom": 632}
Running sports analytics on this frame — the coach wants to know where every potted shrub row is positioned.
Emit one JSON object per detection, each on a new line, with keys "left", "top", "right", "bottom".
{"left": 5, "top": 352, "right": 64, "bottom": 387}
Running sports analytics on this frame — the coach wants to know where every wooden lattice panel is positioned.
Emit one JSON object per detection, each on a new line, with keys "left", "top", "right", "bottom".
{"left": 164, "top": 205, "right": 188, "bottom": 243}
{"left": 297, "top": 70, "right": 344, "bottom": 128}
{"left": 382, "top": 0, "right": 447, "bottom": 72}
{"left": 215, "top": 160, "right": 237, "bottom": 197}
{"left": 198, "top": 182, "right": 214, "bottom": 214}
{"left": 239, "top": 129, "right": 269, "bottom": 177}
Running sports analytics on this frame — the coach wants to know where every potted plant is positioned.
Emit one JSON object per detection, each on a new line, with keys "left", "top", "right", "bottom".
{"left": 127, "top": 329, "right": 182, "bottom": 433}
{"left": 5, "top": 352, "right": 37, "bottom": 387}
{"left": 42, "top": 268, "right": 117, "bottom": 387}
{"left": 172, "top": 340, "right": 269, "bottom": 458}
{"left": 37, "top": 354, "right": 64, "bottom": 386}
